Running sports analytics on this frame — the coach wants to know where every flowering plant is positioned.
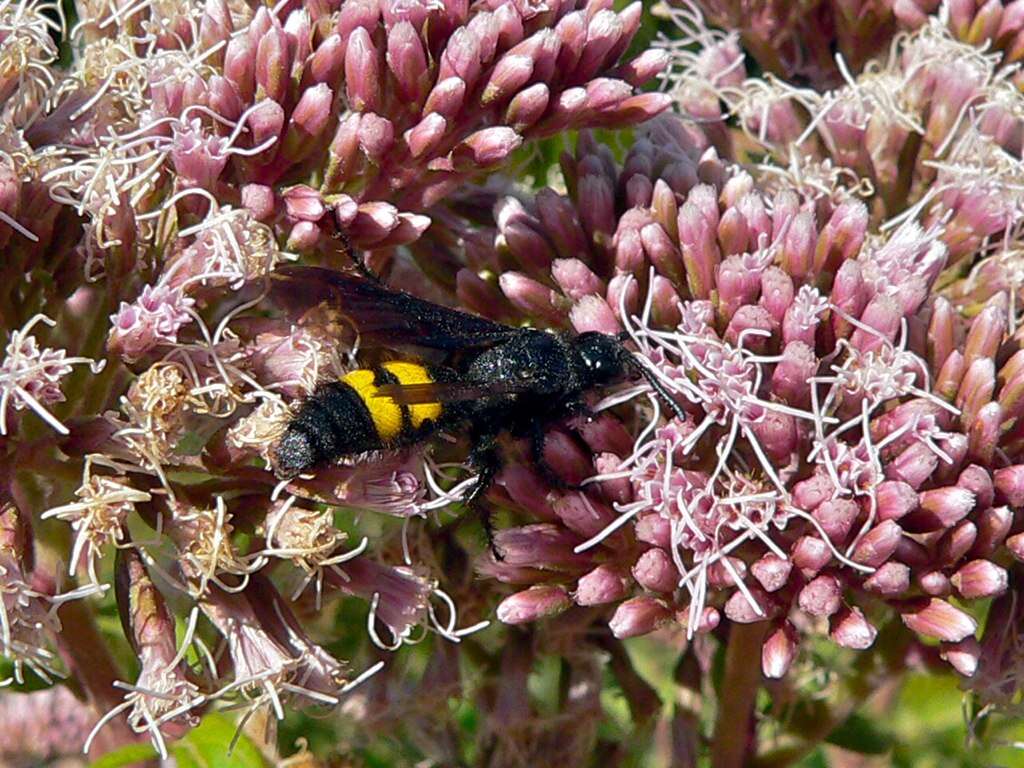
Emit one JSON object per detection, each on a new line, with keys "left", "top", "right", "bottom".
{"left": 4, "top": 0, "right": 1024, "bottom": 765}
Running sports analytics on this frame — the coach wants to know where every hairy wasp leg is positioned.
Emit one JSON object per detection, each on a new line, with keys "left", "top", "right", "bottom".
{"left": 329, "top": 223, "right": 382, "bottom": 283}
{"left": 529, "top": 421, "right": 586, "bottom": 492}
{"left": 466, "top": 435, "right": 504, "bottom": 561}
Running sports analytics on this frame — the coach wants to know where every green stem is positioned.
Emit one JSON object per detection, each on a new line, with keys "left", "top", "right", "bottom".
{"left": 711, "top": 621, "right": 770, "bottom": 768}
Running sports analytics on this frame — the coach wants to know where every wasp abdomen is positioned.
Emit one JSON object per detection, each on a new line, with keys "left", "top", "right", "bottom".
{"left": 274, "top": 361, "right": 444, "bottom": 477}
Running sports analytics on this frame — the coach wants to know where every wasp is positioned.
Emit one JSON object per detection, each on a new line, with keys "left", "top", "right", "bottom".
{"left": 270, "top": 265, "right": 685, "bottom": 548}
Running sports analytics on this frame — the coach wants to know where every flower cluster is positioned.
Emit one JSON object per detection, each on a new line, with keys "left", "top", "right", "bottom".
{"left": 5, "top": 0, "right": 1024, "bottom": 764}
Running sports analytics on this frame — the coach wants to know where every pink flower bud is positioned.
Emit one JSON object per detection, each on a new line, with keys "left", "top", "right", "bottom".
{"left": 940, "top": 637, "right": 982, "bottom": 677}
{"left": 455, "top": 127, "right": 523, "bottom": 168}
{"left": 813, "top": 498, "right": 859, "bottom": 544}
{"left": 830, "top": 606, "right": 877, "bottom": 650}
{"left": 256, "top": 24, "right": 291, "bottom": 104}
{"left": 724, "top": 585, "right": 774, "bottom": 623}
{"left": 497, "top": 586, "right": 571, "bottom": 624}
{"left": 791, "top": 535, "right": 831, "bottom": 576}
{"left": 815, "top": 200, "right": 867, "bottom": 274}
{"left": 345, "top": 27, "right": 382, "bottom": 112}
{"left": 875, "top": 481, "right": 918, "bottom": 522}
{"left": 241, "top": 184, "right": 275, "bottom": 221}
{"left": 424, "top": 76, "right": 467, "bottom": 118}
{"left": 798, "top": 574, "right": 842, "bottom": 617}
{"left": 570, "top": 295, "right": 620, "bottom": 335}
{"left": 919, "top": 570, "right": 952, "bottom": 597}
{"left": 632, "top": 548, "right": 678, "bottom": 593}
{"left": 952, "top": 559, "right": 1008, "bottom": 599}
{"left": 506, "top": 83, "right": 550, "bottom": 129}
{"left": 386, "top": 21, "right": 428, "bottom": 103}
{"left": 500, "top": 272, "right": 567, "bottom": 327}
{"left": 224, "top": 36, "right": 256, "bottom": 103}
{"left": 864, "top": 561, "right": 911, "bottom": 596}
{"left": 282, "top": 84, "right": 334, "bottom": 162}
{"left": 610, "top": 596, "right": 672, "bottom": 638}
{"left": 770, "top": 341, "right": 817, "bottom": 408}
{"left": 493, "top": 524, "right": 590, "bottom": 571}
{"left": 762, "top": 621, "right": 799, "bottom": 678}
{"left": 750, "top": 554, "right": 792, "bottom": 593}
{"left": 357, "top": 113, "right": 395, "bottom": 163}
{"left": 829, "top": 260, "right": 868, "bottom": 339}
{"left": 850, "top": 294, "right": 902, "bottom": 354}
{"left": 901, "top": 598, "right": 977, "bottom": 642}
{"left": 902, "top": 486, "right": 976, "bottom": 532}
{"left": 994, "top": 464, "right": 1024, "bottom": 506}
{"left": 309, "top": 34, "right": 345, "bottom": 87}
{"left": 575, "top": 565, "right": 630, "bottom": 606}
{"left": 971, "top": 505, "right": 1012, "bottom": 557}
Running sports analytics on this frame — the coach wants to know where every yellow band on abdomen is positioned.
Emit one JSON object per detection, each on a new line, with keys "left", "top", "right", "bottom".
{"left": 381, "top": 361, "right": 443, "bottom": 428}
{"left": 341, "top": 369, "right": 403, "bottom": 441}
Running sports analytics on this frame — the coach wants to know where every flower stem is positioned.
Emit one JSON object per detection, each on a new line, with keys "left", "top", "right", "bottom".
{"left": 711, "top": 621, "right": 769, "bottom": 768}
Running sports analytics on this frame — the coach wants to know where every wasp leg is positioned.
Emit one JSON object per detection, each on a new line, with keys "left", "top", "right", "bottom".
{"left": 328, "top": 222, "right": 381, "bottom": 283}
{"left": 529, "top": 421, "right": 586, "bottom": 492}
{"left": 466, "top": 435, "right": 504, "bottom": 561}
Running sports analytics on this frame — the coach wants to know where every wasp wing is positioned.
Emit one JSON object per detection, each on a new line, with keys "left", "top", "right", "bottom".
{"left": 373, "top": 379, "right": 530, "bottom": 405}
{"left": 272, "top": 265, "right": 518, "bottom": 352}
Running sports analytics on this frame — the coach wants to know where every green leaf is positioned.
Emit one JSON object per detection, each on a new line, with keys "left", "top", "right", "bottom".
{"left": 89, "top": 743, "right": 159, "bottom": 768}
{"left": 169, "top": 713, "right": 267, "bottom": 768}
{"left": 826, "top": 712, "right": 894, "bottom": 755}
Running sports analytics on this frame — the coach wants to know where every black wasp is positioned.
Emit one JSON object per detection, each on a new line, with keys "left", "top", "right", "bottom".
{"left": 270, "top": 265, "right": 685, "bottom": 551}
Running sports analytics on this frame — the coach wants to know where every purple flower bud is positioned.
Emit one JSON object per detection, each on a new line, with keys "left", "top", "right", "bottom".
{"left": 506, "top": 83, "right": 551, "bottom": 129}
{"left": 575, "top": 565, "right": 631, "bottom": 606}
{"left": 309, "top": 34, "right": 345, "bottom": 88}
{"left": 813, "top": 499, "right": 859, "bottom": 544}
{"left": 970, "top": 505, "right": 1012, "bottom": 558}
{"left": 940, "top": 637, "right": 982, "bottom": 677}
{"left": 994, "top": 464, "right": 1024, "bottom": 506}
{"left": 791, "top": 535, "right": 832, "bottom": 576}
{"left": 724, "top": 585, "right": 774, "bottom": 623}
{"left": 815, "top": 200, "right": 868, "bottom": 274}
{"left": 345, "top": 27, "right": 382, "bottom": 113}
{"left": 387, "top": 21, "right": 429, "bottom": 103}
{"left": 438, "top": 27, "right": 482, "bottom": 90}
{"left": 1007, "top": 531, "right": 1024, "bottom": 561}
{"left": 798, "top": 574, "right": 842, "bottom": 617}
{"left": 751, "top": 554, "right": 792, "bottom": 593}
{"left": 454, "top": 127, "right": 523, "bottom": 169}
{"left": 864, "top": 562, "right": 911, "bottom": 596}
{"left": 570, "top": 295, "right": 620, "bottom": 334}
{"left": 256, "top": 24, "right": 292, "bottom": 105}
{"left": 901, "top": 598, "right": 978, "bottom": 642}
{"left": 632, "top": 548, "right": 678, "bottom": 593}
{"left": 224, "top": 36, "right": 256, "bottom": 103}
{"left": 618, "top": 49, "right": 669, "bottom": 87}
{"left": 762, "top": 621, "right": 799, "bottom": 678}
{"left": 770, "top": 341, "right": 816, "bottom": 408}
{"left": 423, "top": 76, "right": 467, "bottom": 119}
{"left": 497, "top": 586, "right": 571, "bottom": 624}
{"left": 902, "top": 486, "right": 976, "bottom": 532}
{"left": 500, "top": 272, "right": 567, "bottom": 326}
{"left": 610, "top": 596, "right": 672, "bottom": 638}
{"left": 952, "top": 559, "right": 1008, "bottom": 599}
{"left": 830, "top": 607, "right": 877, "bottom": 650}
{"left": 919, "top": 570, "right": 952, "bottom": 597}
{"left": 282, "top": 84, "right": 334, "bottom": 163}
{"left": 357, "top": 113, "right": 395, "bottom": 163}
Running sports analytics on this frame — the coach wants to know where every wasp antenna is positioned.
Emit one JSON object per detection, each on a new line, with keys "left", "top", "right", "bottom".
{"left": 626, "top": 354, "right": 686, "bottom": 423}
